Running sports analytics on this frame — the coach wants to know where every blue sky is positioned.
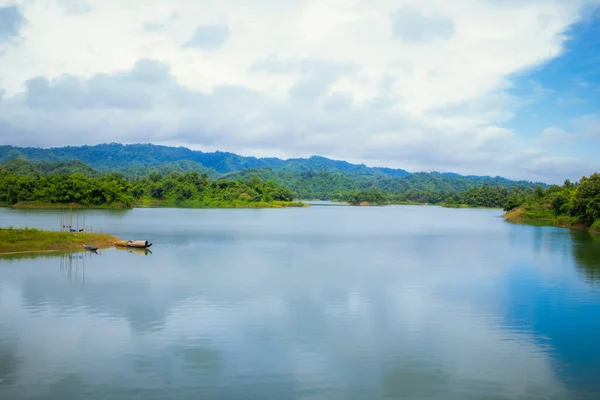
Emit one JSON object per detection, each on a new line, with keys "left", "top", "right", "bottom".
{"left": 507, "top": 8, "right": 600, "bottom": 162}
{"left": 0, "top": 0, "right": 599, "bottom": 183}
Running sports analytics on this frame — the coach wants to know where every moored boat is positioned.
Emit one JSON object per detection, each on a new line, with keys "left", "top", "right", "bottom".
{"left": 114, "top": 240, "right": 153, "bottom": 248}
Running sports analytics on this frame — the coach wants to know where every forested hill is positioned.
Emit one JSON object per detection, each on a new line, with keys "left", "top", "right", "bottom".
{"left": 0, "top": 143, "right": 542, "bottom": 186}
{"left": 0, "top": 159, "right": 540, "bottom": 209}
{"left": 225, "top": 168, "right": 540, "bottom": 201}
{"left": 0, "top": 143, "right": 410, "bottom": 177}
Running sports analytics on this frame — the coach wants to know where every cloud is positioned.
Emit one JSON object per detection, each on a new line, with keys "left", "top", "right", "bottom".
{"left": 250, "top": 56, "right": 358, "bottom": 76}
{"left": 572, "top": 114, "right": 600, "bottom": 138}
{"left": 20, "top": 60, "right": 176, "bottom": 110}
{"left": 184, "top": 24, "right": 230, "bottom": 49}
{"left": 0, "top": 5, "right": 25, "bottom": 42}
{"left": 390, "top": 7, "right": 454, "bottom": 42}
{"left": 541, "top": 114, "right": 600, "bottom": 141}
{"left": 57, "top": 0, "right": 92, "bottom": 15}
{"left": 0, "top": 0, "right": 598, "bottom": 182}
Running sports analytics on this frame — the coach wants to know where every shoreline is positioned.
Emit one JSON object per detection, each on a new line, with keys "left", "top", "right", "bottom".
{"left": 504, "top": 206, "right": 599, "bottom": 235}
{"left": 0, "top": 228, "right": 121, "bottom": 256}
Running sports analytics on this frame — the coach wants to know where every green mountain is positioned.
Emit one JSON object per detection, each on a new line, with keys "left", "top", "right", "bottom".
{"left": 0, "top": 143, "right": 540, "bottom": 184}
{"left": 0, "top": 143, "right": 547, "bottom": 203}
{"left": 0, "top": 157, "right": 546, "bottom": 209}
{"left": 2, "top": 158, "right": 101, "bottom": 177}
{"left": 226, "top": 168, "right": 539, "bottom": 202}
{"left": 0, "top": 143, "right": 411, "bottom": 176}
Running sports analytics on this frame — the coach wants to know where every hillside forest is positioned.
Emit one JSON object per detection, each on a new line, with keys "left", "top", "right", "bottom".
{"left": 0, "top": 144, "right": 598, "bottom": 232}
{"left": 0, "top": 157, "right": 540, "bottom": 209}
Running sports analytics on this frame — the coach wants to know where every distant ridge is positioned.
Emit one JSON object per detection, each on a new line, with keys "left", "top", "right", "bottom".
{"left": 0, "top": 143, "right": 539, "bottom": 185}
{"left": 0, "top": 143, "right": 410, "bottom": 177}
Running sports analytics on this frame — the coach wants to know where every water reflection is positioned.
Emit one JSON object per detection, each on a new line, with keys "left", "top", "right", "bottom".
{"left": 59, "top": 253, "right": 86, "bottom": 285}
{"left": 570, "top": 231, "right": 600, "bottom": 283}
{"left": 114, "top": 247, "right": 153, "bottom": 256}
{"left": 0, "top": 207, "right": 599, "bottom": 399}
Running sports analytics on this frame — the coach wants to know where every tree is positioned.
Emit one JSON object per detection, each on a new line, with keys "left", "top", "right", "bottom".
{"left": 534, "top": 185, "right": 544, "bottom": 199}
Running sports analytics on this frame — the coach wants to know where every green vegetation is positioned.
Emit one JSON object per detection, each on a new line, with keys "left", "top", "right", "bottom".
{"left": 0, "top": 155, "right": 544, "bottom": 209}
{"left": 0, "top": 227, "right": 119, "bottom": 255}
{"left": 0, "top": 169, "right": 136, "bottom": 208}
{"left": 505, "top": 174, "right": 600, "bottom": 234}
{"left": 329, "top": 184, "right": 533, "bottom": 207}
{"left": 0, "top": 157, "right": 542, "bottom": 209}
{"left": 131, "top": 172, "right": 303, "bottom": 208}
{"left": 338, "top": 190, "right": 388, "bottom": 205}
{"left": 0, "top": 163, "right": 303, "bottom": 208}
{"left": 228, "top": 168, "right": 540, "bottom": 202}
{"left": 1, "top": 144, "right": 547, "bottom": 209}
{"left": 0, "top": 143, "right": 410, "bottom": 176}
{"left": 1, "top": 143, "right": 541, "bottom": 186}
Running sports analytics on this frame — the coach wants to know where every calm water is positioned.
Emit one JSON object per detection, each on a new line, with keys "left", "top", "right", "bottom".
{"left": 1, "top": 206, "right": 600, "bottom": 400}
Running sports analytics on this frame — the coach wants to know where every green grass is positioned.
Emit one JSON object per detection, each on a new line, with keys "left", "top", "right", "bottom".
{"left": 505, "top": 204, "right": 598, "bottom": 235}
{"left": 0, "top": 227, "right": 119, "bottom": 255}
{"left": 591, "top": 219, "right": 600, "bottom": 234}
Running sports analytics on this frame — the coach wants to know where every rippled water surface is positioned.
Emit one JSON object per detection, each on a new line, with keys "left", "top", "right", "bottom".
{"left": 1, "top": 206, "right": 600, "bottom": 399}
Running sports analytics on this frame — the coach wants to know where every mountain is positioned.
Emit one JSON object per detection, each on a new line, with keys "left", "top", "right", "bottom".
{"left": 0, "top": 143, "right": 544, "bottom": 199}
{"left": 2, "top": 158, "right": 101, "bottom": 177}
{"left": 0, "top": 143, "right": 411, "bottom": 177}
{"left": 225, "top": 168, "right": 540, "bottom": 200}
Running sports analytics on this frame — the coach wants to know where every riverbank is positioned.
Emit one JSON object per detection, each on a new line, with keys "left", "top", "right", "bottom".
{"left": 441, "top": 203, "right": 503, "bottom": 209}
{"left": 504, "top": 206, "right": 600, "bottom": 235}
{"left": 0, "top": 228, "right": 120, "bottom": 255}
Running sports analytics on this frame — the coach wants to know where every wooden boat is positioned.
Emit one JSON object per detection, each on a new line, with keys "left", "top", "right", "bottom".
{"left": 114, "top": 240, "right": 153, "bottom": 248}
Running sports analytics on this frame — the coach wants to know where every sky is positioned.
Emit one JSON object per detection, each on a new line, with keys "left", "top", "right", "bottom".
{"left": 0, "top": 0, "right": 599, "bottom": 183}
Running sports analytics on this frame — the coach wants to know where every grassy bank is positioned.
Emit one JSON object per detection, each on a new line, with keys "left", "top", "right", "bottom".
{"left": 0, "top": 227, "right": 120, "bottom": 255}
{"left": 504, "top": 205, "right": 596, "bottom": 234}
{"left": 441, "top": 203, "right": 503, "bottom": 209}
{"left": 591, "top": 220, "right": 600, "bottom": 234}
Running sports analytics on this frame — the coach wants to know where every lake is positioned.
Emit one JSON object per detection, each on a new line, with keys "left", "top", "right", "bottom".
{"left": 1, "top": 206, "right": 600, "bottom": 399}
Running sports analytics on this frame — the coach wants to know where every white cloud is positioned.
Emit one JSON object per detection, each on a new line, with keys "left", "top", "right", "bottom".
{"left": 572, "top": 114, "right": 600, "bottom": 138}
{"left": 0, "top": 0, "right": 598, "bottom": 182}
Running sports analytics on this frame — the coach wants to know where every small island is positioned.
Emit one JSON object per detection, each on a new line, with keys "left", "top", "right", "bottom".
{"left": 0, "top": 227, "right": 120, "bottom": 255}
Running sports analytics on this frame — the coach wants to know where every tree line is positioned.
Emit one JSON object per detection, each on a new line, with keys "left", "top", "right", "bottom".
{"left": 337, "top": 184, "right": 536, "bottom": 207}
{"left": 507, "top": 174, "right": 600, "bottom": 231}
{"left": 0, "top": 166, "right": 297, "bottom": 208}
{"left": 3, "top": 159, "right": 596, "bottom": 217}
